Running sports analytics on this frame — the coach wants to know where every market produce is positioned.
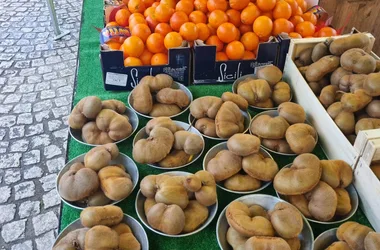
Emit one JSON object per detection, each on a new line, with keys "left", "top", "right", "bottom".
{"left": 285, "top": 123, "right": 317, "bottom": 154}
{"left": 274, "top": 154, "right": 354, "bottom": 222}
{"left": 173, "top": 130, "right": 203, "bottom": 155}
{"left": 215, "top": 101, "right": 244, "bottom": 138}
{"left": 130, "top": 74, "right": 190, "bottom": 117}
{"left": 371, "top": 163, "right": 380, "bottom": 179}
{"left": 68, "top": 96, "right": 103, "bottom": 129}
{"left": 53, "top": 228, "right": 88, "bottom": 250}
{"left": 190, "top": 96, "right": 223, "bottom": 119}
{"left": 102, "top": 99, "right": 127, "bottom": 113}
{"left": 224, "top": 174, "right": 261, "bottom": 192}
{"left": 145, "top": 116, "right": 179, "bottom": 134}
{"left": 251, "top": 115, "right": 290, "bottom": 139}
{"left": 242, "top": 153, "right": 279, "bottom": 182}
{"left": 311, "top": 42, "right": 329, "bottom": 63}
{"left": 221, "top": 92, "right": 249, "bottom": 111}
{"left": 335, "top": 221, "right": 374, "bottom": 250}
{"left": 58, "top": 144, "right": 135, "bottom": 206}
{"left": 296, "top": 33, "right": 380, "bottom": 142}
{"left": 139, "top": 171, "right": 217, "bottom": 235}
{"left": 225, "top": 200, "right": 305, "bottom": 250}
{"left": 261, "top": 139, "right": 293, "bottom": 154}
{"left": 194, "top": 117, "right": 217, "bottom": 137}
{"left": 206, "top": 150, "right": 241, "bottom": 182}
{"left": 364, "top": 232, "right": 380, "bottom": 250}
{"left": 278, "top": 102, "right": 306, "bottom": 124}
{"left": 272, "top": 82, "right": 292, "bottom": 106}
{"left": 227, "top": 134, "right": 260, "bottom": 157}
{"left": 237, "top": 79, "right": 272, "bottom": 106}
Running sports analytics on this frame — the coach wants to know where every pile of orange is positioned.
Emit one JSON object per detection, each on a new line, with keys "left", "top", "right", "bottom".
{"left": 105, "top": 0, "right": 338, "bottom": 65}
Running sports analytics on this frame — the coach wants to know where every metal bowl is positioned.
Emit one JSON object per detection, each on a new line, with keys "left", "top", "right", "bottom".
{"left": 188, "top": 111, "right": 251, "bottom": 141}
{"left": 135, "top": 171, "right": 218, "bottom": 237}
{"left": 313, "top": 228, "right": 338, "bottom": 250}
{"left": 127, "top": 81, "right": 193, "bottom": 119}
{"left": 232, "top": 74, "right": 293, "bottom": 111}
{"left": 275, "top": 163, "right": 359, "bottom": 225}
{"left": 132, "top": 121, "right": 205, "bottom": 170}
{"left": 216, "top": 194, "right": 314, "bottom": 250}
{"left": 56, "top": 153, "right": 139, "bottom": 210}
{"left": 69, "top": 106, "right": 139, "bottom": 147}
{"left": 249, "top": 110, "right": 319, "bottom": 156}
{"left": 53, "top": 214, "right": 149, "bottom": 250}
{"left": 203, "top": 142, "right": 272, "bottom": 194}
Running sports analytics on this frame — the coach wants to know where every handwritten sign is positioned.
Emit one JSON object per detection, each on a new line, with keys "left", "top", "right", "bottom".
{"left": 105, "top": 72, "right": 128, "bottom": 87}
{"left": 217, "top": 63, "right": 243, "bottom": 82}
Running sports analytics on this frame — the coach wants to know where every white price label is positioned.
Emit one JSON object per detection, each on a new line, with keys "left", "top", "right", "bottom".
{"left": 105, "top": 72, "right": 128, "bottom": 87}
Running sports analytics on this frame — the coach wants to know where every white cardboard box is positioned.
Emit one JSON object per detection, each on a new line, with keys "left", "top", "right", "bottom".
{"left": 354, "top": 129, "right": 380, "bottom": 156}
{"left": 362, "top": 139, "right": 380, "bottom": 166}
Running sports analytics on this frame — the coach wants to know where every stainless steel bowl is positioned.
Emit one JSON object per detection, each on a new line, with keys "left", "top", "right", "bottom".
{"left": 135, "top": 171, "right": 218, "bottom": 237}
{"left": 188, "top": 111, "right": 251, "bottom": 141}
{"left": 275, "top": 163, "right": 359, "bottom": 225}
{"left": 249, "top": 110, "right": 319, "bottom": 156}
{"left": 56, "top": 152, "right": 139, "bottom": 210}
{"left": 132, "top": 121, "right": 205, "bottom": 170}
{"left": 69, "top": 106, "right": 139, "bottom": 147}
{"left": 203, "top": 142, "right": 272, "bottom": 194}
{"left": 232, "top": 74, "right": 292, "bottom": 111}
{"left": 216, "top": 194, "right": 314, "bottom": 250}
{"left": 127, "top": 81, "right": 193, "bottom": 119}
{"left": 313, "top": 228, "right": 338, "bottom": 250}
{"left": 53, "top": 214, "right": 149, "bottom": 250}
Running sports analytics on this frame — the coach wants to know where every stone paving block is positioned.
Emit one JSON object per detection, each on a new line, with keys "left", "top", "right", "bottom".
{"left": 1, "top": 219, "right": 26, "bottom": 242}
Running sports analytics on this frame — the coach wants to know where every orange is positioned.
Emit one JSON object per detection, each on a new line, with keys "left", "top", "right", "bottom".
{"left": 131, "top": 23, "right": 151, "bottom": 42}
{"left": 261, "top": 11, "right": 273, "bottom": 19}
{"left": 140, "top": 49, "right": 153, "bottom": 65}
{"left": 289, "top": 16, "right": 304, "bottom": 27}
{"left": 272, "top": 18, "right": 294, "bottom": 36}
{"left": 151, "top": 2, "right": 159, "bottom": 8}
{"left": 288, "top": 32, "right": 302, "bottom": 38}
{"left": 124, "top": 57, "right": 143, "bottom": 66}
{"left": 302, "top": 12, "right": 317, "bottom": 25}
{"left": 194, "top": 0, "right": 208, "bottom": 13}
{"left": 128, "top": 0, "right": 146, "bottom": 13}
{"left": 143, "top": 0, "right": 155, "bottom": 7}
{"left": 122, "top": 36, "right": 145, "bottom": 57}
{"left": 155, "top": 23, "right": 172, "bottom": 36}
{"left": 284, "top": 0, "right": 299, "bottom": 15}
{"left": 317, "top": 27, "right": 338, "bottom": 37}
{"left": 216, "top": 51, "right": 228, "bottom": 61}
{"left": 240, "top": 32, "right": 259, "bottom": 51}
{"left": 225, "top": 41, "right": 245, "bottom": 60}
{"left": 122, "top": 0, "right": 130, "bottom": 5}
{"left": 106, "top": 21, "right": 119, "bottom": 27}
{"left": 144, "top": 6, "right": 155, "bottom": 17}
{"left": 146, "top": 33, "right": 165, "bottom": 53}
{"left": 241, "top": 5, "right": 261, "bottom": 25}
{"left": 106, "top": 41, "right": 121, "bottom": 50}
{"left": 243, "top": 50, "right": 255, "bottom": 60}
{"left": 207, "top": 0, "right": 228, "bottom": 12}
{"left": 155, "top": 3, "right": 174, "bottom": 23}
{"left": 179, "top": 22, "right": 198, "bottom": 41}
{"left": 206, "top": 35, "right": 224, "bottom": 52}
{"left": 259, "top": 35, "right": 271, "bottom": 42}
{"left": 229, "top": 0, "right": 250, "bottom": 11}
{"left": 146, "top": 15, "right": 159, "bottom": 31}
{"left": 273, "top": 1, "right": 292, "bottom": 20}
{"left": 294, "top": 6, "right": 303, "bottom": 16}
{"left": 129, "top": 16, "right": 147, "bottom": 29}
{"left": 235, "top": 29, "right": 241, "bottom": 41}
{"left": 226, "top": 9, "right": 241, "bottom": 27}
{"left": 196, "top": 23, "right": 211, "bottom": 41}
{"left": 253, "top": 16, "right": 273, "bottom": 38}
{"left": 164, "top": 32, "right": 183, "bottom": 49}
{"left": 176, "top": 0, "right": 194, "bottom": 15}
{"left": 207, "top": 23, "right": 217, "bottom": 35}
{"left": 115, "top": 9, "right": 131, "bottom": 27}
{"left": 170, "top": 11, "right": 189, "bottom": 32}
{"left": 295, "top": 21, "right": 315, "bottom": 37}
{"left": 217, "top": 22, "right": 238, "bottom": 43}
{"left": 151, "top": 53, "right": 168, "bottom": 65}
{"left": 120, "top": 43, "right": 129, "bottom": 59}
{"left": 239, "top": 24, "right": 252, "bottom": 34}
{"left": 129, "top": 13, "right": 144, "bottom": 22}
{"left": 189, "top": 11, "right": 207, "bottom": 24}
{"left": 160, "top": 0, "right": 176, "bottom": 8}
{"left": 208, "top": 10, "right": 228, "bottom": 29}
{"left": 296, "top": 0, "right": 307, "bottom": 12}
{"left": 256, "top": 0, "right": 276, "bottom": 11}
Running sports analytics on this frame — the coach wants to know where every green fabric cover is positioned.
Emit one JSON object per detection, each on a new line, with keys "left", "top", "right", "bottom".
{"left": 59, "top": 0, "right": 372, "bottom": 248}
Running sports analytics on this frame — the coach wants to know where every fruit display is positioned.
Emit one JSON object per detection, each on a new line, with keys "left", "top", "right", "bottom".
{"left": 190, "top": 93, "right": 250, "bottom": 139}
{"left": 58, "top": 144, "right": 136, "bottom": 207}
{"left": 295, "top": 33, "right": 380, "bottom": 143}
{"left": 224, "top": 200, "right": 306, "bottom": 250}
{"left": 129, "top": 74, "right": 191, "bottom": 117}
{"left": 68, "top": 97, "right": 135, "bottom": 145}
{"left": 104, "top": 0, "right": 334, "bottom": 64}
{"left": 133, "top": 117, "right": 204, "bottom": 168}
{"left": 250, "top": 102, "right": 317, "bottom": 154}
{"left": 234, "top": 65, "right": 292, "bottom": 108}
{"left": 204, "top": 134, "right": 278, "bottom": 193}
{"left": 54, "top": 205, "right": 142, "bottom": 250}
{"left": 274, "top": 153, "right": 356, "bottom": 222}
{"left": 323, "top": 221, "right": 379, "bottom": 250}
{"left": 138, "top": 171, "right": 217, "bottom": 235}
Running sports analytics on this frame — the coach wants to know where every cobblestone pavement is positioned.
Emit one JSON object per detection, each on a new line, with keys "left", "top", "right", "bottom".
{"left": 0, "top": 0, "right": 82, "bottom": 248}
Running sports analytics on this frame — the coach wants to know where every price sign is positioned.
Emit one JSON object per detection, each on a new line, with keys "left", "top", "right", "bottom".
{"left": 105, "top": 72, "right": 128, "bottom": 87}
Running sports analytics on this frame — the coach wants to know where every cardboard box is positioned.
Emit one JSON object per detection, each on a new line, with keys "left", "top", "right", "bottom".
{"left": 362, "top": 139, "right": 380, "bottom": 166}
{"left": 354, "top": 129, "right": 380, "bottom": 156}
{"left": 100, "top": 46, "right": 191, "bottom": 91}
{"left": 354, "top": 157, "right": 380, "bottom": 231}
{"left": 192, "top": 36, "right": 290, "bottom": 85}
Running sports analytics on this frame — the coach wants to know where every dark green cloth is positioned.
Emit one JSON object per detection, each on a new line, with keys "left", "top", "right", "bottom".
{"left": 59, "top": 0, "right": 372, "bottom": 248}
